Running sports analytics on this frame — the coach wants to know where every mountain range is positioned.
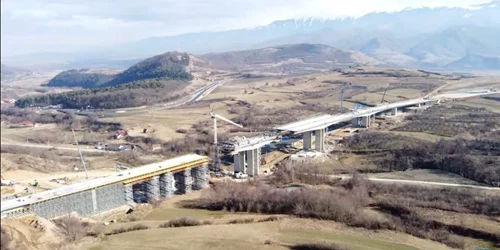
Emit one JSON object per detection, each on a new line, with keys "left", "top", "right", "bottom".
{"left": 2, "top": 0, "right": 500, "bottom": 70}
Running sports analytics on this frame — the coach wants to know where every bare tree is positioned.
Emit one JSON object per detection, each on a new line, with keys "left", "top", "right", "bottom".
{"left": 54, "top": 215, "right": 87, "bottom": 242}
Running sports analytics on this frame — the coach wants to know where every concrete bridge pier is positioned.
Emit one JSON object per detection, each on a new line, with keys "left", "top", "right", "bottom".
{"left": 351, "top": 117, "right": 360, "bottom": 127}
{"left": 360, "top": 116, "right": 371, "bottom": 128}
{"left": 244, "top": 148, "right": 261, "bottom": 176}
{"left": 159, "top": 173, "right": 175, "bottom": 198}
{"left": 246, "top": 149, "right": 255, "bottom": 176}
{"left": 251, "top": 148, "right": 261, "bottom": 176}
{"left": 174, "top": 170, "right": 193, "bottom": 194}
{"left": 192, "top": 163, "right": 210, "bottom": 190}
{"left": 145, "top": 176, "right": 160, "bottom": 202}
{"left": 234, "top": 151, "right": 246, "bottom": 173}
{"left": 303, "top": 131, "right": 313, "bottom": 150}
{"left": 391, "top": 107, "right": 398, "bottom": 116}
{"left": 315, "top": 129, "right": 325, "bottom": 152}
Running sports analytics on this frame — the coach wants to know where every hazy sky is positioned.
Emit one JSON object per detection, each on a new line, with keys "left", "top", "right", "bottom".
{"left": 0, "top": 0, "right": 493, "bottom": 57}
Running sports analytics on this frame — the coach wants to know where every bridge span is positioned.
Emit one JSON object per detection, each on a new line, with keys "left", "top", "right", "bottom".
{"left": 228, "top": 90, "right": 498, "bottom": 176}
{"left": 1, "top": 154, "right": 209, "bottom": 219}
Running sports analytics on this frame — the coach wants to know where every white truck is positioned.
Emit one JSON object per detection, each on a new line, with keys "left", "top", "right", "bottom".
{"left": 1, "top": 180, "right": 16, "bottom": 186}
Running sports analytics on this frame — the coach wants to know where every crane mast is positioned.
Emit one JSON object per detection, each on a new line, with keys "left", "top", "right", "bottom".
{"left": 210, "top": 108, "right": 243, "bottom": 174}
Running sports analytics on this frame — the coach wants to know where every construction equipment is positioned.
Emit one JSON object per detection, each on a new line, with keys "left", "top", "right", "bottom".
{"left": 381, "top": 87, "right": 388, "bottom": 104}
{"left": 1, "top": 180, "right": 15, "bottom": 186}
{"left": 210, "top": 107, "right": 243, "bottom": 175}
{"left": 340, "top": 83, "right": 352, "bottom": 114}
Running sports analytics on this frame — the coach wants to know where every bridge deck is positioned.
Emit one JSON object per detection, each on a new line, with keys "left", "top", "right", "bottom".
{"left": 275, "top": 98, "right": 432, "bottom": 133}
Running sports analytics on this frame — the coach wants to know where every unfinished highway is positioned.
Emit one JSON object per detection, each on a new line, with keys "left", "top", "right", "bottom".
{"left": 1, "top": 154, "right": 209, "bottom": 219}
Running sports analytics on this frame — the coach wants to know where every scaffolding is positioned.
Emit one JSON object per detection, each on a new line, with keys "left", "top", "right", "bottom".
{"left": 160, "top": 173, "right": 176, "bottom": 198}
{"left": 192, "top": 163, "right": 209, "bottom": 190}
{"left": 174, "top": 170, "right": 192, "bottom": 194}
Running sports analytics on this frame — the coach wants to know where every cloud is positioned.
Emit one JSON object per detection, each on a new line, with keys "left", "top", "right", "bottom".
{"left": 0, "top": 0, "right": 494, "bottom": 57}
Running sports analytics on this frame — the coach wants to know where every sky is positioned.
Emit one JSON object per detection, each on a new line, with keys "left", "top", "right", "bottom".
{"left": 0, "top": 0, "right": 494, "bottom": 57}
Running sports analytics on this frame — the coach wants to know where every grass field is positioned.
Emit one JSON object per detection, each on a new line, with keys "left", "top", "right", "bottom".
{"left": 87, "top": 218, "right": 453, "bottom": 250}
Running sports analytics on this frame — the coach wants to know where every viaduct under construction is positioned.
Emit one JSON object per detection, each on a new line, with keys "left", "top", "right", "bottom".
{"left": 1, "top": 154, "right": 209, "bottom": 219}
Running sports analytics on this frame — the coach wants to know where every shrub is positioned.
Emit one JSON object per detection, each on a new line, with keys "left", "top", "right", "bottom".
{"left": 290, "top": 243, "right": 350, "bottom": 250}
{"left": 54, "top": 215, "right": 88, "bottom": 242}
{"left": 128, "top": 224, "right": 150, "bottom": 231}
{"left": 108, "top": 227, "right": 127, "bottom": 235}
{"left": 258, "top": 216, "right": 281, "bottom": 223}
{"left": 106, "top": 224, "right": 150, "bottom": 235}
{"left": 189, "top": 182, "right": 368, "bottom": 223}
{"left": 228, "top": 218, "right": 254, "bottom": 224}
{"left": 271, "top": 160, "right": 337, "bottom": 186}
{"left": 370, "top": 183, "right": 500, "bottom": 216}
{"left": 159, "top": 217, "right": 211, "bottom": 228}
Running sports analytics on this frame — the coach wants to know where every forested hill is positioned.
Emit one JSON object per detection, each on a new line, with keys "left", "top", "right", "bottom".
{"left": 15, "top": 52, "right": 194, "bottom": 109}
{"left": 44, "top": 69, "right": 117, "bottom": 88}
{"left": 102, "top": 52, "right": 193, "bottom": 87}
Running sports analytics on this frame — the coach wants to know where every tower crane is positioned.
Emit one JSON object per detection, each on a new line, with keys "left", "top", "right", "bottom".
{"left": 210, "top": 108, "right": 243, "bottom": 175}
{"left": 381, "top": 87, "right": 388, "bottom": 104}
{"left": 340, "top": 83, "right": 353, "bottom": 114}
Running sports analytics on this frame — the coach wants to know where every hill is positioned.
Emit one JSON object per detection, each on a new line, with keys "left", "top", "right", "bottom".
{"left": 44, "top": 69, "right": 119, "bottom": 88}
{"left": 405, "top": 27, "right": 500, "bottom": 66}
{"left": 199, "top": 44, "right": 380, "bottom": 72}
{"left": 359, "top": 38, "right": 418, "bottom": 67}
{"left": 43, "top": 52, "right": 193, "bottom": 89}
{"left": 445, "top": 54, "right": 500, "bottom": 70}
{"left": 103, "top": 52, "right": 193, "bottom": 87}
{"left": 15, "top": 52, "right": 194, "bottom": 109}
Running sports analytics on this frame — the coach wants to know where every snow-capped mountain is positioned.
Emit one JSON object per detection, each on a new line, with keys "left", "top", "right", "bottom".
{"left": 5, "top": 0, "right": 500, "bottom": 69}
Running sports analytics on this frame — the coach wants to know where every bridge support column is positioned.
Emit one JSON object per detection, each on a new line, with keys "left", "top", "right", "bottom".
{"left": 246, "top": 149, "right": 255, "bottom": 176}
{"left": 303, "top": 131, "right": 312, "bottom": 150}
{"left": 234, "top": 152, "right": 246, "bottom": 173}
{"left": 253, "top": 148, "right": 261, "bottom": 176}
{"left": 315, "top": 129, "right": 325, "bottom": 152}
{"left": 245, "top": 148, "right": 261, "bottom": 177}
{"left": 160, "top": 173, "right": 175, "bottom": 198}
{"left": 351, "top": 118, "right": 359, "bottom": 127}
{"left": 360, "top": 116, "right": 371, "bottom": 128}
{"left": 391, "top": 107, "right": 398, "bottom": 116}
{"left": 145, "top": 175, "right": 160, "bottom": 202}
{"left": 192, "top": 163, "right": 209, "bottom": 190}
{"left": 174, "top": 170, "right": 192, "bottom": 194}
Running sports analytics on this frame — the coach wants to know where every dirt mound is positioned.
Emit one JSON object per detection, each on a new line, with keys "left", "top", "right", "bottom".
{"left": 1, "top": 217, "right": 62, "bottom": 250}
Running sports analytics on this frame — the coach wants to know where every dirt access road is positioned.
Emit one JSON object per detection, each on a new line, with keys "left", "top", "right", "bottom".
{"left": 332, "top": 175, "right": 500, "bottom": 191}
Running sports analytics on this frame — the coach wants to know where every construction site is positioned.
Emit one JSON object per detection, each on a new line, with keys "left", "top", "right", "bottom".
{"left": 1, "top": 154, "right": 209, "bottom": 219}
{"left": 2, "top": 83, "right": 496, "bottom": 220}
{"left": 1, "top": 66, "right": 499, "bottom": 250}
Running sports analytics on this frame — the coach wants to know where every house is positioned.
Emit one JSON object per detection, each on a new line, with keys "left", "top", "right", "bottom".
{"left": 114, "top": 129, "right": 127, "bottom": 139}
{"left": 22, "top": 120, "right": 34, "bottom": 127}
{"left": 1, "top": 98, "right": 15, "bottom": 104}
{"left": 151, "top": 144, "right": 162, "bottom": 152}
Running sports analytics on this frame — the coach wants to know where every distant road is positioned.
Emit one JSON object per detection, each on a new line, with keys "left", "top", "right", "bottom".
{"left": 332, "top": 175, "right": 500, "bottom": 191}
{"left": 0, "top": 142, "right": 105, "bottom": 153}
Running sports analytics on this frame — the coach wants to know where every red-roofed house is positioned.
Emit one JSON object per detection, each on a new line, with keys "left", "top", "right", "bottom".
{"left": 22, "top": 120, "right": 34, "bottom": 127}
